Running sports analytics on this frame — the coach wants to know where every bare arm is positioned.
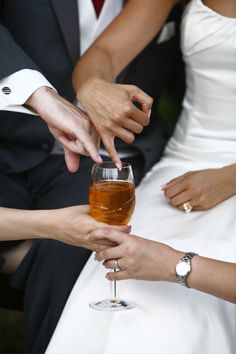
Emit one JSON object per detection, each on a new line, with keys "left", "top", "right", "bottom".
{"left": 91, "top": 229, "right": 236, "bottom": 304}
{"left": 0, "top": 206, "right": 128, "bottom": 249}
{"left": 73, "top": 0, "right": 179, "bottom": 165}
{"left": 73, "top": 0, "right": 179, "bottom": 87}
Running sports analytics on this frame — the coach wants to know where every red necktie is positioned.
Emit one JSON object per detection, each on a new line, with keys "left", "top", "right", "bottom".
{"left": 92, "top": 0, "right": 105, "bottom": 17}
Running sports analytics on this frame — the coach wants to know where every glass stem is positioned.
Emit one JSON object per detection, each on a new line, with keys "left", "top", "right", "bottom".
{"left": 110, "top": 271, "right": 117, "bottom": 302}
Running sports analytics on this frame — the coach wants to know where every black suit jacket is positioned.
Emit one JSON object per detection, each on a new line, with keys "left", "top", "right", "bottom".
{"left": 0, "top": 0, "right": 184, "bottom": 174}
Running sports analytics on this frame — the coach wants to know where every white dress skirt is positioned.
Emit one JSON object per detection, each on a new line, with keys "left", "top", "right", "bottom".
{"left": 46, "top": 1, "right": 236, "bottom": 353}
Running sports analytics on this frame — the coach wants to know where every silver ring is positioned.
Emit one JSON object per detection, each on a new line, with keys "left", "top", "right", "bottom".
{"left": 113, "top": 259, "right": 122, "bottom": 270}
{"left": 183, "top": 201, "right": 193, "bottom": 213}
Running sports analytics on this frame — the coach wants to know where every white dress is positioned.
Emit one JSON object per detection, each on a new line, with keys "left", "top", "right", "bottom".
{"left": 46, "top": 1, "right": 236, "bottom": 353}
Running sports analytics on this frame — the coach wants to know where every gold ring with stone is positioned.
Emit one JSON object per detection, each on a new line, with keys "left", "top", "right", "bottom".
{"left": 183, "top": 201, "right": 193, "bottom": 213}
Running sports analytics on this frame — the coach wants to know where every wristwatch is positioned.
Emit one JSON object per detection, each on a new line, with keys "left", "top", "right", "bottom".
{"left": 175, "top": 252, "right": 198, "bottom": 288}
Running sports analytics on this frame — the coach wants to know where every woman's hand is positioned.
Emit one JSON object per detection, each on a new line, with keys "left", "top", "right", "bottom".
{"left": 49, "top": 205, "right": 130, "bottom": 250}
{"left": 77, "top": 78, "right": 152, "bottom": 167}
{"left": 90, "top": 228, "right": 181, "bottom": 281}
{"left": 162, "top": 165, "right": 236, "bottom": 211}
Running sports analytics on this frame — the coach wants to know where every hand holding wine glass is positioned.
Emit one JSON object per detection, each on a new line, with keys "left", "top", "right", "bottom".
{"left": 89, "top": 161, "right": 136, "bottom": 310}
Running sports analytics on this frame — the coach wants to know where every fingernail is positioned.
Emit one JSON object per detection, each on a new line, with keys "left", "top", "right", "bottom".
{"left": 148, "top": 109, "right": 152, "bottom": 118}
{"left": 160, "top": 184, "right": 167, "bottom": 190}
{"left": 97, "top": 155, "right": 103, "bottom": 164}
{"left": 116, "top": 162, "right": 122, "bottom": 171}
{"left": 127, "top": 225, "right": 132, "bottom": 232}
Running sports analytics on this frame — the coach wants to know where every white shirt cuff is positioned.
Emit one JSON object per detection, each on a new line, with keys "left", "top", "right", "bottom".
{"left": 0, "top": 69, "right": 55, "bottom": 115}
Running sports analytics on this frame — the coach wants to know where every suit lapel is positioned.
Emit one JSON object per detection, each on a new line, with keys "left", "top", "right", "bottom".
{"left": 50, "top": 0, "right": 80, "bottom": 64}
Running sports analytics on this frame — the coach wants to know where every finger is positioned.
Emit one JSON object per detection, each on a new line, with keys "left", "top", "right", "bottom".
{"left": 164, "top": 171, "right": 194, "bottom": 189}
{"left": 101, "top": 135, "right": 122, "bottom": 169}
{"left": 109, "top": 126, "right": 135, "bottom": 144}
{"left": 103, "top": 258, "right": 125, "bottom": 270}
{"left": 73, "top": 126, "right": 103, "bottom": 164}
{"left": 106, "top": 269, "right": 128, "bottom": 281}
{"left": 56, "top": 134, "right": 82, "bottom": 154}
{"left": 121, "top": 118, "right": 144, "bottom": 134}
{"left": 170, "top": 191, "right": 191, "bottom": 207}
{"left": 107, "top": 225, "right": 132, "bottom": 234}
{"left": 94, "top": 239, "right": 117, "bottom": 250}
{"left": 178, "top": 199, "right": 195, "bottom": 212}
{"left": 125, "top": 85, "right": 153, "bottom": 120}
{"left": 95, "top": 245, "right": 123, "bottom": 262}
{"left": 90, "top": 228, "right": 127, "bottom": 244}
{"left": 63, "top": 146, "right": 80, "bottom": 173}
{"left": 164, "top": 179, "right": 187, "bottom": 199}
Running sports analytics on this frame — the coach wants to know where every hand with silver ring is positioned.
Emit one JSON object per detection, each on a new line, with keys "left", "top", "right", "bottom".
{"left": 112, "top": 259, "right": 122, "bottom": 270}
{"left": 183, "top": 201, "right": 193, "bottom": 213}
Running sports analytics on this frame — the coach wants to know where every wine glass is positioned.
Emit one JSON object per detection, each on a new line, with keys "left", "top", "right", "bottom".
{"left": 89, "top": 161, "right": 136, "bottom": 311}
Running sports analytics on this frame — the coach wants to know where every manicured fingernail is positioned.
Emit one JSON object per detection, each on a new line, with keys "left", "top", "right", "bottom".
{"left": 116, "top": 162, "right": 122, "bottom": 171}
{"left": 148, "top": 109, "right": 152, "bottom": 118}
{"left": 160, "top": 184, "right": 167, "bottom": 190}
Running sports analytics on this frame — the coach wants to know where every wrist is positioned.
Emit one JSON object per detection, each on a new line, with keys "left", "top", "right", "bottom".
{"left": 28, "top": 209, "right": 58, "bottom": 239}
{"left": 25, "top": 86, "right": 57, "bottom": 114}
{"left": 166, "top": 248, "right": 185, "bottom": 283}
{"left": 221, "top": 164, "right": 236, "bottom": 194}
{"left": 156, "top": 243, "right": 184, "bottom": 283}
{"left": 76, "top": 77, "right": 106, "bottom": 103}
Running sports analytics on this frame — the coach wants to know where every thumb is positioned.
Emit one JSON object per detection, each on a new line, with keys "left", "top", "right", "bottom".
{"left": 107, "top": 225, "right": 132, "bottom": 233}
{"left": 63, "top": 146, "right": 80, "bottom": 173}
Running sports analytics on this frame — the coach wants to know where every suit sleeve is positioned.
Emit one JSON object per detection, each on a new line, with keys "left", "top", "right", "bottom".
{"left": 0, "top": 24, "right": 40, "bottom": 80}
{"left": 0, "top": 24, "right": 55, "bottom": 115}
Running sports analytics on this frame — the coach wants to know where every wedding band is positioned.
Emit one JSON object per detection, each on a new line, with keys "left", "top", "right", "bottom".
{"left": 117, "top": 259, "right": 122, "bottom": 270}
{"left": 183, "top": 201, "right": 193, "bottom": 213}
{"left": 113, "top": 259, "right": 122, "bottom": 270}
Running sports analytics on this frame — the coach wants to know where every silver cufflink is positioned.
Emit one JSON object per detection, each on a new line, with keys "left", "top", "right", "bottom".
{"left": 2, "top": 87, "right": 11, "bottom": 95}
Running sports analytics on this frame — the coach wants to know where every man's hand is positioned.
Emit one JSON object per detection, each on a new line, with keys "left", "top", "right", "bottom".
{"left": 26, "top": 86, "right": 102, "bottom": 172}
{"left": 77, "top": 78, "right": 152, "bottom": 168}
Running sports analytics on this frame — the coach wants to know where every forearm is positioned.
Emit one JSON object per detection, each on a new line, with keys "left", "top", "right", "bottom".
{"left": 221, "top": 163, "right": 236, "bottom": 195}
{"left": 165, "top": 248, "right": 236, "bottom": 303}
{"left": 187, "top": 256, "right": 236, "bottom": 303}
{"left": 0, "top": 24, "right": 39, "bottom": 80}
{"left": 73, "top": 0, "right": 178, "bottom": 95}
{"left": 0, "top": 207, "right": 54, "bottom": 241}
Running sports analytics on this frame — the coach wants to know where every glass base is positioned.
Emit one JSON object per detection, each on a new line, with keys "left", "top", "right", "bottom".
{"left": 89, "top": 298, "right": 137, "bottom": 311}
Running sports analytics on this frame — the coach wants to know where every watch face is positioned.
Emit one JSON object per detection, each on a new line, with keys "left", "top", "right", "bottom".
{"left": 176, "top": 261, "right": 191, "bottom": 276}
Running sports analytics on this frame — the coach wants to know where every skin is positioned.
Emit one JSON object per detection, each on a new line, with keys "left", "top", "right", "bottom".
{"left": 73, "top": 0, "right": 180, "bottom": 167}
{"left": 70, "top": 0, "right": 236, "bottom": 304}
{"left": 90, "top": 229, "right": 236, "bottom": 304}
{"left": 73, "top": 0, "right": 236, "bottom": 208}
{"left": 162, "top": 164, "right": 236, "bottom": 211}
{"left": 0, "top": 206, "right": 128, "bottom": 274}
{"left": 26, "top": 87, "right": 102, "bottom": 173}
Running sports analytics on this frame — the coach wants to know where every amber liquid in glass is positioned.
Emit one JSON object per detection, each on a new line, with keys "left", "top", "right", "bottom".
{"left": 89, "top": 180, "right": 135, "bottom": 225}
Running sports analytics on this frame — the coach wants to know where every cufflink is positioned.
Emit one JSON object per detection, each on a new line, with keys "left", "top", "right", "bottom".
{"left": 2, "top": 87, "right": 11, "bottom": 95}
